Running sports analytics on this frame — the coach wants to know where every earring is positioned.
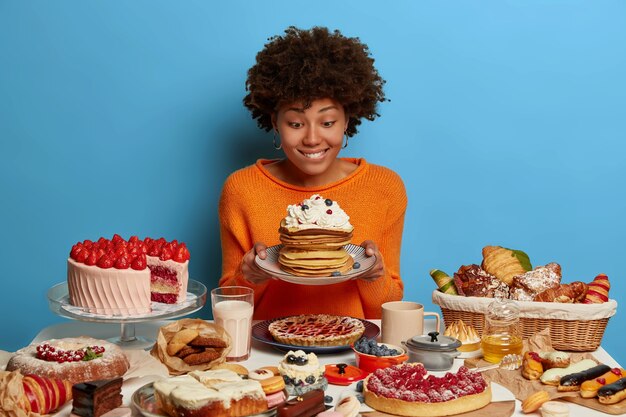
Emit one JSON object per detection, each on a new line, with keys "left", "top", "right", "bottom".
{"left": 273, "top": 131, "right": 282, "bottom": 150}
{"left": 342, "top": 132, "right": 349, "bottom": 149}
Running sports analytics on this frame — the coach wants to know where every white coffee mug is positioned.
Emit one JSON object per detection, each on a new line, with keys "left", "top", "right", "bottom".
{"left": 381, "top": 301, "right": 441, "bottom": 346}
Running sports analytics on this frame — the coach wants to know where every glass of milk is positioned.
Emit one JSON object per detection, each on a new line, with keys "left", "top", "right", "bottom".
{"left": 211, "top": 286, "right": 254, "bottom": 361}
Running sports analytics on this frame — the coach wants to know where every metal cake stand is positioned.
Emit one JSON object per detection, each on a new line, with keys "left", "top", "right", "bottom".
{"left": 47, "top": 279, "right": 207, "bottom": 349}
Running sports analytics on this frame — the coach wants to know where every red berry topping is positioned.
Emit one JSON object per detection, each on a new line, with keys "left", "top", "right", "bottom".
{"left": 97, "top": 255, "right": 114, "bottom": 269}
{"left": 112, "top": 233, "right": 124, "bottom": 243}
{"left": 529, "top": 352, "right": 541, "bottom": 361}
{"left": 596, "top": 377, "right": 606, "bottom": 384}
{"left": 326, "top": 209, "right": 333, "bottom": 214}
{"left": 160, "top": 248, "right": 173, "bottom": 261}
{"left": 114, "top": 256, "right": 130, "bottom": 269}
{"left": 85, "top": 251, "right": 98, "bottom": 266}
{"left": 129, "top": 235, "right": 139, "bottom": 244}
{"left": 76, "top": 249, "right": 89, "bottom": 263}
{"left": 70, "top": 244, "right": 83, "bottom": 260}
{"left": 131, "top": 254, "right": 147, "bottom": 270}
{"left": 611, "top": 368, "right": 622, "bottom": 376}
{"left": 83, "top": 239, "right": 94, "bottom": 248}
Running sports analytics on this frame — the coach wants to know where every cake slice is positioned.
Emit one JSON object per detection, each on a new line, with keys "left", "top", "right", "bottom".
{"left": 71, "top": 378, "right": 123, "bottom": 417}
{"left": 145, "top": 238, "right": 190, "bottom": 304}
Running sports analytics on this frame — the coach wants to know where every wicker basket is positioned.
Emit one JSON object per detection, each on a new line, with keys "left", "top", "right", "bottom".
{"left": 432, "top": 290, "right": 617, "bottom": 351}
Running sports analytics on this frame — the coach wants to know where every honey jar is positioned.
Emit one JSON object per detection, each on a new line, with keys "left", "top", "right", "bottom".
{"left": 481, "top": 297, "right": 523, "bottom": 363}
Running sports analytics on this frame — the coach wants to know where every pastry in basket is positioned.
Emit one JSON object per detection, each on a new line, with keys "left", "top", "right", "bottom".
{"left": 277, "top": 350, "right": 328, "bottom": 396}
{"left": 453, "top": 264, "right": 509, "bottom": 298}
{"left": 0, "top": 370, "right": 73, "bottom": 415}
{"left": 534, "top": 282, "right": 588, "bottom": 303}
{"left": 481, "top": 245, "right": 532, "bottom": 286}
{"left": 429, "top": 269, "right": 458, "bottom": 295}
{"left": 6, "top": 337, "right": 129, "bottom": 385}
{"left": 443, "top": 320, "right": 480, "bottom": 353}
{"left": 509, "top": 263, "right": 561, "bottom": 301}
{"left": 268, "top": 314, "right": 365, "bottom": 347}
{"left": 153, "top": 369, "right": 267, "bottom": 417}
{"left": 364, "top": 363, "right": 491, "bottom": 417}
{"left": 278, "top": 194, "right": 354, "bottom": 277}
{"left": 583, "top": 273, "right": 611, "bottom": 303}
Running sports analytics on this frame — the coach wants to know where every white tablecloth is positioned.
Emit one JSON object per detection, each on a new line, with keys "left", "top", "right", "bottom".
{"left": 25, "top": 320, "right": 622, "bottom": 417}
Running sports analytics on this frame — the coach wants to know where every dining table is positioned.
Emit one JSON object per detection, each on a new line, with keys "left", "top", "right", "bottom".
{"left": 20, "top": 318, "right": 624, "bottom": 417}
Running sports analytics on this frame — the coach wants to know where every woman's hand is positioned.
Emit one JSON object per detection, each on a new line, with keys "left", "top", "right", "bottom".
{"left": 241, "top": 242, "right": 275, "bottom": 284}
{"left": 357, "top": 240, "right": 385, "bottom": 282}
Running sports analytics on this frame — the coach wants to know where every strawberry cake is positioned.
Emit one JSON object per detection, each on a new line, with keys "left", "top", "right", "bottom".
{"left": 364, "top": 363, "right": 491, "bottom": 417}
{"left": 67, "top": 234, "right": 190, "bottom": 315}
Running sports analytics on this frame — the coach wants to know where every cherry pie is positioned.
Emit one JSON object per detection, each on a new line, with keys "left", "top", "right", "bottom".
{"left": 364, "top": 363, "right": 491, "bottom": 417}
{"left": 268, "top": 315, "right": 365, "bottom": 347}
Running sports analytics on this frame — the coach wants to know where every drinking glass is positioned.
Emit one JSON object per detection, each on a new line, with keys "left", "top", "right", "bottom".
{"left": 211, "top": 286, "right": 254, "bottom": 361}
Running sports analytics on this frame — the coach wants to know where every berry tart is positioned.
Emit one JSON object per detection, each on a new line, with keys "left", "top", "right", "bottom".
{"left": 6, "top": 337, "right": 129, "bottom": 385}
{"left": 277, "top": 350, "right": 328, "bottom": 396}
{"left": 363, "top": 363, "right": 492, "bottom": 417}
{"left": 68, "top": 234, "right": 190, "bottom": 315}
{"left": 268, "top": 314, "right": 365, "bottom": 347}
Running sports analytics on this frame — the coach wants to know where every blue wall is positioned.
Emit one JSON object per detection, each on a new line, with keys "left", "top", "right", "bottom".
{"left": 1, "top": 1, "right": 624, "bottom": 364}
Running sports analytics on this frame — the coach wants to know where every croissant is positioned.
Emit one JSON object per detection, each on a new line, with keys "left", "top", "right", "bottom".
{"left": 534, "top": 281, "right": 588, "bottom": 303}
{"left": 0, "top": 371, "right": 73, "bottom": 415}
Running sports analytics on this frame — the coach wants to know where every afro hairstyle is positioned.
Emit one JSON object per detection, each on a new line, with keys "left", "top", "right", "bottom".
{"left": 243, "top": 26, "right": 387, "bottom": 137}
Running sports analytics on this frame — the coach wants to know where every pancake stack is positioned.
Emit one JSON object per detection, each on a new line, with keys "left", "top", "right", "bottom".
{"left": 278, "top": 195, "right": 354, "bottom": 277}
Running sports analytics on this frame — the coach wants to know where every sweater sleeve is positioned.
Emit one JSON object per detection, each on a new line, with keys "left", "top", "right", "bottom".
{"left": 356, "top": 171, "right": 407, "bottom": 318}
{"left": 217, "top": 174, "right": 270, "bottom": 301}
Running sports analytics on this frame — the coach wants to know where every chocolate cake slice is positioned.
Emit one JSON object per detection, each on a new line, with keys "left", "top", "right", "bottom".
{"left": 72, "top": 377, "right": 123, "bottom": 417}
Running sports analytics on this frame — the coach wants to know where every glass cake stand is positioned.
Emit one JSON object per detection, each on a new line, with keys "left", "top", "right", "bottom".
{"left": 47, "top": 279, "right": 207, "bottom": 349}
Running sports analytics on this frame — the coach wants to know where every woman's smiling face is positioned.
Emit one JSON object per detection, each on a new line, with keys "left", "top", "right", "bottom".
{"left": 274, "top": 98, "right": 348, "bottom": 180}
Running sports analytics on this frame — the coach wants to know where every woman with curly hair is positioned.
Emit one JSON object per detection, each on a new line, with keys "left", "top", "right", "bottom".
{"left": 218, "top": 26, "right": 407, "bottom": 319}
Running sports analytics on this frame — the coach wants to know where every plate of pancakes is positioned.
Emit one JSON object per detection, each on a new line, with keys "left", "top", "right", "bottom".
{"left": 255, "top": 243, "right": 376, "bottom": 285}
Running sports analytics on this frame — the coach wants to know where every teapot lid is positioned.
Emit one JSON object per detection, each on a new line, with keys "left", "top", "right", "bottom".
{"left": 405, "top": 331, "right": 461, "bottom": 351}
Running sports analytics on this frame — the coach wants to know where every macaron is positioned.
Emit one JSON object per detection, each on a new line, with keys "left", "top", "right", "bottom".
{"left": 335, "top": 395, "right": 360, "bottom": 417}
{"left": 266, "top": 390, "right": 287, "bottom": 408}
{"left": 249, "top": 368, "right": 275, "bottom": 381}
{"left": 260, "top": 375, "right": 286, "bottom": 395}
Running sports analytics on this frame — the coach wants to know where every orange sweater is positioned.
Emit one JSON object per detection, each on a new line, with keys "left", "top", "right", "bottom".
{"left": 218, "top": 158, "right": 407, "bottom": 319}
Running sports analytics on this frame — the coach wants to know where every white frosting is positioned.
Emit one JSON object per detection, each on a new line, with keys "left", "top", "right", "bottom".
{"left": 170, "top": 385, "right": 227, "bottom": 409}
{"left": 278, "top": 350, "right": 325, "bottom": 382}
{"left": 189, "top": 369, "right": 242, "bottom": 386}
{"left": 154, "top": 369, "right": 265, "bottom": 410}
{"left": 284, "top": 195, "right": 352, "bottom": 230}
{"left": 154, "top": 375, "right": 203, "bottom": 397}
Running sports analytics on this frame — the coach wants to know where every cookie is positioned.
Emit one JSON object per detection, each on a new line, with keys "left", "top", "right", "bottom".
{"left": 175, "top": 345, "right": 204, "bottom": 358}
{"left": 189, "top": 336, "right": 228, "bottom": 348}
{"left": 212, "top": 362, "right": 249, "bottom": 376}
{"left": 182, "top": 348, "right": 222, "bottom": 365}
{"left": 166, "top": 328, "right": 199, "bottom": 356}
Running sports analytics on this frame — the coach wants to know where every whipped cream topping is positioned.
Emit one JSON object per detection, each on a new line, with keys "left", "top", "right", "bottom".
{"left": 278, "top": 350, "right": 325, "bottom": 383}
{"left": 284, "top": 194, "right": 353, "bottom": 230}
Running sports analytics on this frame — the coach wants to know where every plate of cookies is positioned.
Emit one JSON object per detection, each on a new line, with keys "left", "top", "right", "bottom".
{"left": 255, "top": 244, "right": 376, "bottom": 285}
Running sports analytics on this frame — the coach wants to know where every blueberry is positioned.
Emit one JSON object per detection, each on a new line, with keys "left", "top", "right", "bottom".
{"left": 353, "top": 262, "right": 361, "bottom": 269}
{"left": 325, "top": 199, "right": 333, "bottom": 206}
{"left": 283, "top": 376, "right": 293, "bottom": 384}
{"left": 356, "top": 381, "right": 364, "bottom": 392}
{"left": 295, "top": 356, "right": 308, "bottom": 365}
{"left": 301, "top": 204, "right": 309, "bottom": 211}
{"left": 324, "top": 395, "right": 333, "bottom": 403}
{"left": 331, "top": 271, "right": 341, "bottom": 277}
{"left": 287, "top": 354, "right": 297, "bottom": 364}
{"left": 368, "top": 339, "right": 377, "bottom": 347}
{"left": 356, "top": 394, "right": 365, "bottom": 403}
{"left": 305, "top": 375, "right": 316, "bottom": 384}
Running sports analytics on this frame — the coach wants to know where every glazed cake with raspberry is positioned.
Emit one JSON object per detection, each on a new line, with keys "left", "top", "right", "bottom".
{"left": 364, "top": 363, "right": 491, "bottom": 417}
{"left": 68, "top": 234, "right": 190, "bottom": 315}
